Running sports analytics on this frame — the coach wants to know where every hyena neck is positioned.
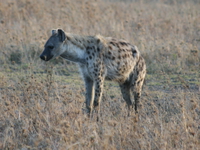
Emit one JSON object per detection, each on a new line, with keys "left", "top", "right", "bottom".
{"left": 60, "top": 34, "right": 99, "bottom": 64}
{"left": 60, "top": 43, "right": 86, "bottom": 64}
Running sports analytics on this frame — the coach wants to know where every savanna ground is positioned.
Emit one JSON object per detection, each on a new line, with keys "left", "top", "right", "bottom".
{"left": 0, "top": 0, "right": 200, "bottom": 149}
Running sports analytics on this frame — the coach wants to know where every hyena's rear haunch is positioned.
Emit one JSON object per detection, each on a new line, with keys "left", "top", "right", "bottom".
{"left": 40, "top": 29, "right": 146, "bottom": 114}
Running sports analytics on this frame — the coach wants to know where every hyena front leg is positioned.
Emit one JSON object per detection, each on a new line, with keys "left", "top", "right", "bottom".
{"left": 93, "top": 76, "right": 105, "bottom": 112}
{"left": 87, "top": 57, "right": 105, "bottom": 112}
{"left": 83, "top": 76, "right": 95, "bottom": 113}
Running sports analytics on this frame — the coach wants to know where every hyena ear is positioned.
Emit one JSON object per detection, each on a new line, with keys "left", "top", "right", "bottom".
{"left": 57, "top": 29, "right": 66, "bottom": 42}
{"left": 51, "top": 29, "right": 57, "bottom": 35}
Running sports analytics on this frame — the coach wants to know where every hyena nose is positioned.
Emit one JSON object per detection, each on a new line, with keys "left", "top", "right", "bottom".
{"left": 40, "top": 55, "right": 46, "bottom": 61}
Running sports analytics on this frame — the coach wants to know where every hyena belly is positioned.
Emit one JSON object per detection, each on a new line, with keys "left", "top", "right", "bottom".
{"left": 104, "top": 57, "right": 137, "bottom": 83}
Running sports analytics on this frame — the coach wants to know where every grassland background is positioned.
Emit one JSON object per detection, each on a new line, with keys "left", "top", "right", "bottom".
{"left": 0, "top": 0, "right": 199, "bottom": 149}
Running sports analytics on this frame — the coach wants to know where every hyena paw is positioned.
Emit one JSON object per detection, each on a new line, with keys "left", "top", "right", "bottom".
{"left": 86, "top": 105, "right": 92, "bottom": 114}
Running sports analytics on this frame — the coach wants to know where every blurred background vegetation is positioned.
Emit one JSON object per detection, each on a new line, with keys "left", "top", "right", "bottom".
{"left": 0, "top": 0, "right": 199, "bottom": 74}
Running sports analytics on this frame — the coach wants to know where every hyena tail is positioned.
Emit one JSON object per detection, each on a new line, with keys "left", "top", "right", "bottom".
{"left": 131, "top": 55, "right": 146, "bottom": 113}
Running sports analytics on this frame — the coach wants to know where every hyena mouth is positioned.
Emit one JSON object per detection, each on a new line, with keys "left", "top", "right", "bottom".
{"left": 40, "top": 54, "right": 54, "bottom": 61}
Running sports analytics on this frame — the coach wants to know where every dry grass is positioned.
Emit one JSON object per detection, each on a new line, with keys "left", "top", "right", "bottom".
{"left": 0, "top": 0, "right": 200, "bottom": 149}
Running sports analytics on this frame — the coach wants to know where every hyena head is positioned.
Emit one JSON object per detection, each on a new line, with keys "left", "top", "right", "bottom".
{"left": 40, "top": 29, "right": 66, "bottom": 61}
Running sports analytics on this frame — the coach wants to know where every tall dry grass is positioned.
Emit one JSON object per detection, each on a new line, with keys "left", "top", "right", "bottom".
{"left": 0, "top": 0, "right": 199, "bottom": 149}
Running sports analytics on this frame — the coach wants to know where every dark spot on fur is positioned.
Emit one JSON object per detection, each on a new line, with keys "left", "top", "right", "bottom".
{"left": 112, "top": 56, "right": 115, "bottom": 60}
{"left": 108, "top": 51, "right": 112, "bottom": 55}
{"left": 89, "top": 56, "right": 92, "bottom": 59}
{"left": 95, "top": 88, "right": 99, "bottom": 93}
{"left": 137, "top": 80, "right": 141, "bottom": 84}
{"left": 132, "top": 48, "right": 137, "bottom": 54}
{"left": 110, "top": 42, "right": 115, "bottom": 46}
{"left": 97, "top": 47, "right": 100, "bottom": 52}
{"left": 116, "top": 43, "right": 120, "bottom": 48}
{"left": 120, "top": 41, "right": 128, "bottom": 46}
{"left": 109, "top": 46, "right": 112, "bottom": 50}
{"left": 118, "top": 56, "right": 121, "bottom": 59}
{"left": 97, "top": 39, "right": 100, "bottom": 43}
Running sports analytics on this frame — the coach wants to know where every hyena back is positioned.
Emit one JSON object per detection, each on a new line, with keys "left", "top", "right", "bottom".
{"left": 40, "top": 29, "right": 146, "bottom": 113}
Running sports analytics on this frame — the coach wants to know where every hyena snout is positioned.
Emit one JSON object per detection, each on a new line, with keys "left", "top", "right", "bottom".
{"left": 40, "top": 55, "right": 47, "bottom": 61}
{"left": 40, "top": 51, "right": 53, "bottom": 61}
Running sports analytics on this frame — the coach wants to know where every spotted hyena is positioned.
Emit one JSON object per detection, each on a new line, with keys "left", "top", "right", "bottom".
{"left": 40, "top": 29, "right": 146, "bottom": 114}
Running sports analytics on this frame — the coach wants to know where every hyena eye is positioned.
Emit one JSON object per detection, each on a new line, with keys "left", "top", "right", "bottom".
{"left": 48, "top": 46, "right": 54, "bottom": 49}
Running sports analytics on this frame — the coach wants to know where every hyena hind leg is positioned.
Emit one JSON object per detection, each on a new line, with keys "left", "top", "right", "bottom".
{"left": 131, "top": 56, "right": 146, "bottom": 113}
{"left": 119, "top": 81, "right": 133, "bottom": 110}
